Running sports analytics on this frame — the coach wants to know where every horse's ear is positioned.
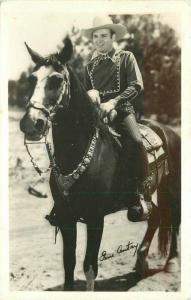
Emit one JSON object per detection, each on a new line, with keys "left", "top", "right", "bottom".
{"left": 25, "top": 42, "right": 45, "bottom": 65}
{"left": 56, "top": 36, "right": 73, "bottom": 64}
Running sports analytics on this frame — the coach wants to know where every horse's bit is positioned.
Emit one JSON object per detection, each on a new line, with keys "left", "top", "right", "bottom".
{"left": 24, "top": 68, "right": 71, "bottom": 175}
{"left": 24, "top": 69, "right": 99, "bottom": 197}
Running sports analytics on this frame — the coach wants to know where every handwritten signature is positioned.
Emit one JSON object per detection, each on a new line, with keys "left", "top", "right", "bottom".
{"left": 99, "top": 241, "right": 139, "bottom": 261}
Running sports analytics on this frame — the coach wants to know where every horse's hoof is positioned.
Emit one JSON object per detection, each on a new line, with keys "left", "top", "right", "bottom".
{"left": 165, "top": 258, "right": 179, "bottom": 273}
{"left": 135, "top": 259, "right": 149, "bottom": 278}
{"left": 64, "top": 283, "right": 74, "bottom": 291}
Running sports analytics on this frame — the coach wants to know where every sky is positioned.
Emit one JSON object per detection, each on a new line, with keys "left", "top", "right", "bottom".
{"left": 1, "top": 3, "right": 182, "bottom": 80}
{"left": 4, "top": 12, "right": 91, "bottom": 80}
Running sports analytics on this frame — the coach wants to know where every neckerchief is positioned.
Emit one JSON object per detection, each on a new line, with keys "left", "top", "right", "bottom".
{"left": 90, "top": 48, "right": 123, "bottom": 64}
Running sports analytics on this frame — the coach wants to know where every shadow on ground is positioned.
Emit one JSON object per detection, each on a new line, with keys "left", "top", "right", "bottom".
{"left": 46, "top": 268, "right": 163, "bottom": 291}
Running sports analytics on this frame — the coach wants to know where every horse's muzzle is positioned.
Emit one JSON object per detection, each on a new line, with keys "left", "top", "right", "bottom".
{"left": 20, "top": 113, "right": 47, "bottom": 141}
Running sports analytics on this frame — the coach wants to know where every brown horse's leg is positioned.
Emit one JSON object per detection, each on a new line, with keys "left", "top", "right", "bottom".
{"left": 49, "top": 173, "right": 77, "bottom": 290}
{"left": 60, "top": 221, "right": 77, "bottom": 291}
{"left": 135, "top": 202, "right": 160, "bottom": 277}
{"left": 84, "top": 217, "right": 104, "bottom": 291}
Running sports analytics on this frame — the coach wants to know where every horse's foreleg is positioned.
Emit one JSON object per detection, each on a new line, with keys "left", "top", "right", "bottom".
{"left": 60, "top": 221, "right": 77, "bottom": 291}
{"left": 49, "top": 174, "right": 77, "bottom": 290}
{"left": 84, "top": 217, "right": 104, "bottom": 291}
{"left": 135, "top": 202, "right": 160, "bottom": 277}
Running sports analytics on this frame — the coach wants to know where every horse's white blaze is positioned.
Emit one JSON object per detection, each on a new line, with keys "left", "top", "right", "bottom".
{"left": 29, "top": 66, "right": 54, "bottom": 118}
{"left": 85, "top": 265, "right": 95, "bottom": 291}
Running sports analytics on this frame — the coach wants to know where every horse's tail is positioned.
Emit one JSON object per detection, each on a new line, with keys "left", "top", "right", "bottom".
{"left": 141, "top": 119, "right": 180, "bottom": 257}
{"left": 157, "top": 124, "right": 181, "bottom": 257}
{"left": 157, "top": 181, "right": 172, "bottom": 257}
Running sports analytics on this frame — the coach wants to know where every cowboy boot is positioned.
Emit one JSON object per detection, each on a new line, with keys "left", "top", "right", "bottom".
{"left": 126, "top": 141, "right": 152, "bottom": 222}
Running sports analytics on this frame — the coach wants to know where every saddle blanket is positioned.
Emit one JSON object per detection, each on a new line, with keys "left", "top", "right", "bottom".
{"left": 109, "top": 123, "right": 165, "bottom": 165}
{"left": 138, "top": 123, "right": 165, "bottom": 164}
{"left": 147, "top": 145, "right": 165, "bottom": 164}
{"left": 138, "top": 123, "right": 163, "bottom": 152}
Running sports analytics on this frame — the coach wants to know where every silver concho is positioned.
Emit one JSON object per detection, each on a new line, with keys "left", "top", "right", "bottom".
{"left": 73, "top": 173, "right": 80, "bottom": 180}
{"left": 79, "top": 165, "right": 86, "bottom": 173}
{"left": 84, "top": 158, "right": 90, "bottom": 165}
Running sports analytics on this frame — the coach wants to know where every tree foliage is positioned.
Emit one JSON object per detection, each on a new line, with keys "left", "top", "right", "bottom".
{"left": 8, "top": 67, "right": 33, "bottom": 108}
{"left": 9, "top": 14, "right": 181, "bottom": 124}
{"left": 115, "top": 15, "right": 181, "bottom": 123}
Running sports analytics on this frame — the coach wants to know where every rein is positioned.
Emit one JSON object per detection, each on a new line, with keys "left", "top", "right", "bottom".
{"left": 24, "top": 135, "right": 51, "bottom": 176}
{"left": 24, "top": 66, "right": 99, "bottom": 194}
{"left": 24, "top": 66, "right": 71, "bottom": 175}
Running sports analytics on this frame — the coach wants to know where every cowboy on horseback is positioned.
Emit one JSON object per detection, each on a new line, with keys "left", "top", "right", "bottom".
{"left": 82, "top": 15, "right": 151, "bottom": 221}
{"left": 20, "top": 30, "right": 180, "bottom": 289}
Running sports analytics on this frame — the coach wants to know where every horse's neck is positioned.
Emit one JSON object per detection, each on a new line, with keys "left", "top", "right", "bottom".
{"left": 52, "top": 66, "right": 99, "bottom": 173}
{"left": 52, "top": 119, "right": 92, "bottom": 174}
{"left": 69, "top": 66, "right": 99, "bottom": 132}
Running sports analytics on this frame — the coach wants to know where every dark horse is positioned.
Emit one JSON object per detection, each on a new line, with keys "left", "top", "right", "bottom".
{"left": 20, "top": 37, "right": 181, "bottom": 291}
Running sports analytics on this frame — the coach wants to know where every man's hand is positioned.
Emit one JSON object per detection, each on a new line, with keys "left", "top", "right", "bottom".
{"left": 109, "top": 109, "right": 118, "bottom": 122}
{"left": 100, "top": 99, "right": 116, "bottom": 120}
{"left": 87, "top": 89, "right": 101, "bottom": 105}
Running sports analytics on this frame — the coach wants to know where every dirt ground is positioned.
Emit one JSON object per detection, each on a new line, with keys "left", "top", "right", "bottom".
{"left": 9, "top": 108, "right": 180, "bottom": 291}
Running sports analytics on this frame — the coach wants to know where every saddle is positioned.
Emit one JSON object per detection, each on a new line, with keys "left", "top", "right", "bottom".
{"left": 139, "top": 123, "right": 165, "bottom": 165}
{"left": 46, "top": 120, "right": 169, "bottom": 228}
{"left": 109, "top": 121, "right": 168, "bottom": 170}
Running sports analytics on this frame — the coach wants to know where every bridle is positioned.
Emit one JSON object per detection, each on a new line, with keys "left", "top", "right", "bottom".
{"left": 26, "top": 66, "right": 71, "bottom": 118}
{"left": 24, "top": 67, "right": 99, "bottom": 197}
{"left": 24, "top": 66, "right": 71, "bottom": 175}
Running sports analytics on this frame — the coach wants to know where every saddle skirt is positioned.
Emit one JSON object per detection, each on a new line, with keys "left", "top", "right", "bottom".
{"left": 109, "top": 123, "right": 165, "bottom": 165}
{"left": 139, "top": 123, "right": 165, "bottom": 164}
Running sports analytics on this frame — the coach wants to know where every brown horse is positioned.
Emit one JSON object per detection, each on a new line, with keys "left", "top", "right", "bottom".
{"left": 20, "top": 37, "right": 181, "bottom": 291}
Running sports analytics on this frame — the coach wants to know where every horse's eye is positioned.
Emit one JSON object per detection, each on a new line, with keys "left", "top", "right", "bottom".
{"left": 48, "top": 76, "right": 63, "bottom": 90}
{"left": 27, "top": 75, "right": 37, "bottom": 99}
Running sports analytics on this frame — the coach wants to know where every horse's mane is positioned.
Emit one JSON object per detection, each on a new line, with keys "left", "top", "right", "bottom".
{"left": 68, "top": 65, "right": 100, "bottom": 132}
{"left": 68, "top": 65, "right": 113, "bottom": 141}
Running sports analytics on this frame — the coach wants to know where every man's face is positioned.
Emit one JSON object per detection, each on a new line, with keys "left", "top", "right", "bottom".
{"left": 92, "top": 28, "right": 115, "bottom": 53}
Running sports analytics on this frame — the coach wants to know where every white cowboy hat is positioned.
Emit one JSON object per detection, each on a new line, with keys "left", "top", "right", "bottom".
{"left": 82, "top": 16, "right": 127, "bottom": 41}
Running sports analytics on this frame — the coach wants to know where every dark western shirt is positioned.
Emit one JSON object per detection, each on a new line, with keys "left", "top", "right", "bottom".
{"left": 84, "top": 48, "right": 143, "bottom": 114}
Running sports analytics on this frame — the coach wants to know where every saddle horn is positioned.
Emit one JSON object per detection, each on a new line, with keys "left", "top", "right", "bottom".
{"left": 56, "top": 36, "right": 73, "bottom": 64}
{"left": 25, "top": 42, "right": 45, "bottom": 65}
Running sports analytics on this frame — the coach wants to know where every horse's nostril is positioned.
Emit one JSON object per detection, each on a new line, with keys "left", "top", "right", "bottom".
{"left": 20, "top": 115, "right": 30, "bottom": 133}
{"left": 35, "top": 119, "right": 45, "bottom": 132}
{"left": 20, "top": 118, "right": 25, "bottom": 133}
